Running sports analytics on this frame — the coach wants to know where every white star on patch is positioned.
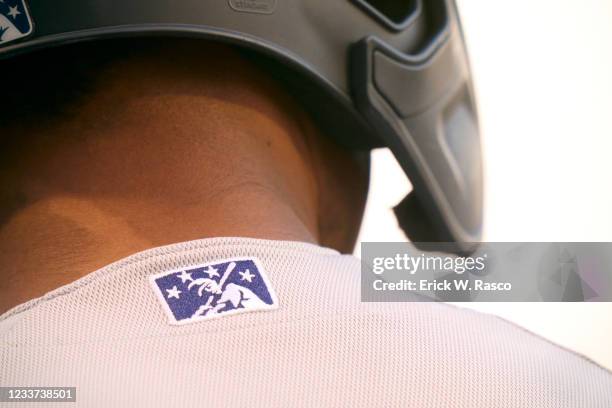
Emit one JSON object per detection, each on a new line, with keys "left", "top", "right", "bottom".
{"left": 203, "top": 265, "right": 220, "bottom": 279}
{"left": 177, "top": 270, "right": 192, "bottom": 283}
{"left": 166, "top": 286, "right": 182, "bottom": 299}
{"left": 239, "top": 269, "right": 255, "bottom": 283}
{"left": 8, "top": 6, "right": 21, "bottom": 19}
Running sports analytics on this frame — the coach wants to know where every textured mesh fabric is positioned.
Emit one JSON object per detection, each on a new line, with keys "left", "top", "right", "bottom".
{"left": 1, "top": 237, "right": 611, "bottom": 407}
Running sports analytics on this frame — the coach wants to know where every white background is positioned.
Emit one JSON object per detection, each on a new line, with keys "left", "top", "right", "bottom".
{"left": 357, "top": 0, "right": 612, "bottom": 370}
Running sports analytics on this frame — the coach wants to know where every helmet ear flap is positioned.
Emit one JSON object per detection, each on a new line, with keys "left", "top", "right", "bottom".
{"left": 393, "top": 192, "right": 441, "bottom": 243}
{"left": 394, "top": 193, "right": 478, "bottom": 256}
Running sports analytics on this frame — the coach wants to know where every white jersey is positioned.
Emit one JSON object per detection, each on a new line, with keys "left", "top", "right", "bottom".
{"left": 1, "top": 237, "right": 611, "bottom": 407}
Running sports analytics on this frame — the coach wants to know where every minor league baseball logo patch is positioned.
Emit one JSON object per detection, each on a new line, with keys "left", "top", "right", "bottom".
{"left": 0, "top": 0, "right": 33, "bottom": 46}
{"left": 150, "top": 258, "right": 279, "bottom": 325}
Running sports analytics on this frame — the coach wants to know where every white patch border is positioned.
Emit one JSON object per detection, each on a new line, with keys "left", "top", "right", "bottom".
{"left": 0, "top": 0, "right": 34, "bottom": 47}
{"left": 149, "top": 257, "right": 279, "bottom": 326}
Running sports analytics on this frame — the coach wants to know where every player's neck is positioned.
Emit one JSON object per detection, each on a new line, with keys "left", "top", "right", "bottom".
{"left": 0, "top": 98, "right": 320, "bottom": 314}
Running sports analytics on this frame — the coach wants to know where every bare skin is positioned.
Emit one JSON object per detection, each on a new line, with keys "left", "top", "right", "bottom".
{"left": 0, "top": 42, "right": 369, "bottom": 314}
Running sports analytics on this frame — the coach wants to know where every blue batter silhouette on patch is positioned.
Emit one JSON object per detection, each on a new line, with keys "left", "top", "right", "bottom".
{"left": 150, "top": 258, "right": 279, "bottom": 325}
{"left": 0, "top": 0, "right": 33, "bottom": 46}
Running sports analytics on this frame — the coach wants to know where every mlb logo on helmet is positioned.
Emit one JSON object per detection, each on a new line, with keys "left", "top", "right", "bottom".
{"left": 150, "top": 258, "right": 279, "bottom": 325}
{"left": 0, "top": 0, "right": 33, "bottom": 46}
